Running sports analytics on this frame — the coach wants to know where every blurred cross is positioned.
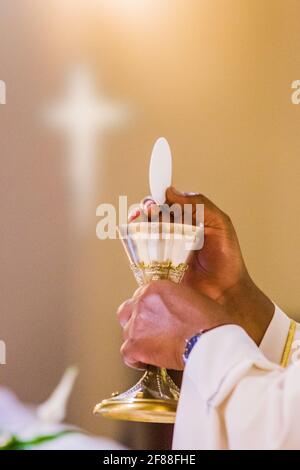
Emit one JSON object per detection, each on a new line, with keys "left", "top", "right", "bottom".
{"left": 46, "top": 66, "right": 128, "bottom": 230}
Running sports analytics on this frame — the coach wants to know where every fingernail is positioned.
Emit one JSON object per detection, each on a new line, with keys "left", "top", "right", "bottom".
{"left": 169, "top": 187, "right": 201, "bottom": 197}
{"left": 144, "top": 199, "right": 157, "bottom": 210}
{"left": 141, "top": 196, "right": 156, "bottom": 206}
{"left": 128, "top": 208, "right": 141, "bottom": 222}
{"left": 182, "top": 191, "right": 201, "bottom": 197}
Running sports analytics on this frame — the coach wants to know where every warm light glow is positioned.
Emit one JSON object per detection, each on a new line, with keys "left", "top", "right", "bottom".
{"left": 98, "top": 0, "right": 169, "bottom": 20}
{"left": 101, "top": 0, "right": 159, "bottom": 11}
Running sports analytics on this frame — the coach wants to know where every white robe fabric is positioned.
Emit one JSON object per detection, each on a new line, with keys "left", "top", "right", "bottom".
{"left": 173, "top": 306, "right": 300, "bottom": 450}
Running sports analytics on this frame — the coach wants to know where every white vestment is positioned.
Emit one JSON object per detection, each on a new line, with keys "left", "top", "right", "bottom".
{"left": 173, "top": 306, "right": 300, "bottom": 450}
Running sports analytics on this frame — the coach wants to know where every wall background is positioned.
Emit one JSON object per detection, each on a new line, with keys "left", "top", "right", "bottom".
{"left": 1, "top": 0, "right": 300, "bottom": 448}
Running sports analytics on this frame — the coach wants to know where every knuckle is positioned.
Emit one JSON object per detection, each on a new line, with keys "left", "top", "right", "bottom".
{"left": 116, "top": 308, "right": 123, "bottom": 322}
{"left": 220, "top": 210, "right": 232, "bottom": 226}
{"left": 116, "top": 299, "right": 129, "bottom": 316}
{"left": 131, "top": 313, "right": 144, "bottom": 335}
{"left": 191, "top": 193, "right": 207, "bottom": 205}
{"left": 122, "top": 322, "right": 130, "bottom": 339}
{"left": 120, "top": 340, "right": 139, "bottom": 366}
{"left": 120, "top": 342, "right": 126, "bottom": 359}
{"left": 120, "top": 341, "right": 130, "bottom": 359}
{"left": 135, "top": 290, "right": 150, "bottom": 309}
{"left": 137, "top": 281, "right": 162, "bottom": 303}
{"left": 135, "top": 296, "right": 144, "bottom": 312}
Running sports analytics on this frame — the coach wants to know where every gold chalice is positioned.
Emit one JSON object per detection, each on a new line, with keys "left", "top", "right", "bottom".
{"left": 94, "top": 221, "right": 203, "bottom": 424}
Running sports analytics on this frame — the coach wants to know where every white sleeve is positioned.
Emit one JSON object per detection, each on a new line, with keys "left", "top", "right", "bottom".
{"left": 225, "top": 355, "right": 300, "bottom": 449}
{"left": 173, "top": 325, "right": 300, "bottom": 450}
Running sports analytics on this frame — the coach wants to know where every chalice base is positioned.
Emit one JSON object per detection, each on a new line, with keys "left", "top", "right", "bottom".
{"left": 94, "top": 366, "right": 179, "bottom": 424}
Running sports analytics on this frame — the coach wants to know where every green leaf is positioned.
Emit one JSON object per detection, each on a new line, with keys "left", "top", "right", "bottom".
{"left": 0, "top": 430, "right": 75, "bottom": 450}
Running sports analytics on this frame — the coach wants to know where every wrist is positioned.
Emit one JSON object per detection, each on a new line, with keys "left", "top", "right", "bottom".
{"left": 218, "top": 275, "right": 275, "bottom": 345}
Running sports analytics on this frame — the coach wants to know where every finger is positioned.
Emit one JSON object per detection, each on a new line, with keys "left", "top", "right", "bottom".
{"left": 128, "top": 207, "right": 142, "bottom": 223}
{"left": 120, "top": 340, "right": 146, "bottom": 370}
{"left": 141, "top": 196, "right": 156, "bottom": 212}
{"left": 117, "top": 285, "right": 147, "bottom": 330}
{"left": 116, "top": 299, "right": 134, "bottom": 327}
{"left": 128, "top": 197, "right": 158, "bottom": 223}
{"left": 140, "top": 197, "right": 161, "bottom": 221}
{"left": 166, "top": 186, "right": 211, "bottom": 206}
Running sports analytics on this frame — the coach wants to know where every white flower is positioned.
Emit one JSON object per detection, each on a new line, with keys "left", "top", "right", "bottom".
{"left": 37, "top": 366, "right": 78, "bottom": 424}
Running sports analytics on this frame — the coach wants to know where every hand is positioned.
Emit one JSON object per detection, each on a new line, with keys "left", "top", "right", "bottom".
{"left": 164, "top": 187, "right": 274, "bottom": 343}
{"left": 164, "top": 187, "right": 248, "bottom": 299}
{"left": 127, "top": 188, "right": 274, "bottom": 351}
{"left": 118, "top": 281, "right": 235, "bottom": 371}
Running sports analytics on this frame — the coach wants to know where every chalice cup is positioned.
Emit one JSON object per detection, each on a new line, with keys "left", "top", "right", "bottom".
{"left": 94, "top": 221, "right": 203, "bottom": 424}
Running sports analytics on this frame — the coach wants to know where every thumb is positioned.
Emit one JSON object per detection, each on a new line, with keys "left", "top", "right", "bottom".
{"left": 166, "top": 186, "right": 226, "bottom": 227}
